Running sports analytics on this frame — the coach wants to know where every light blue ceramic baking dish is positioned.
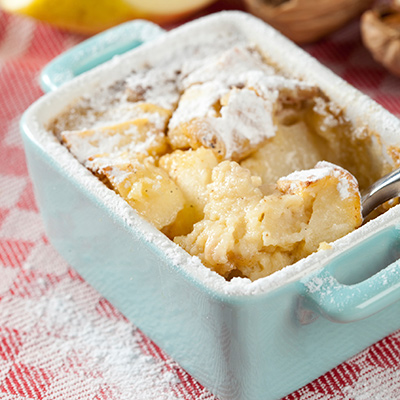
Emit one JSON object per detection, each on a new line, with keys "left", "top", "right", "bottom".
{"left": 21, "top": 12, "right": 400, "bottom": 400}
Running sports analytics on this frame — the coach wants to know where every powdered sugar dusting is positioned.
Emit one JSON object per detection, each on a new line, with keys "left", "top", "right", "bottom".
{"left": 24, "top": 273, "right": 208, "bottom": 400}
{"left": 51, "top": 28, "right": 248, "bottom": 137}
{"left": 125, "top": 66, "right": 180, "bottom": 111}
{"left": 180, "top": 45, "right": 276, "bottom": 89}
{"left": 337, "top": 175, "right": 352, "bottom": 200}
{"left": 279, "top": 165, "right": 331, "bottom": 188}
{"left": 318, "top": 161, "right": 358, "bottom": 200}
{"left": 169, "top": 46, "right": 318, "bottom": 159}
{"left": 279, "top": 160, "right": 358, "bottom": 200}
{"left": 304, "top": 274, "right": 338, "bottom": 295}
{"left": 63, "top": 123, "right": 163, "bottom": 164}
{"left": 313, "top": 96, "right": 341, "bottom": 130}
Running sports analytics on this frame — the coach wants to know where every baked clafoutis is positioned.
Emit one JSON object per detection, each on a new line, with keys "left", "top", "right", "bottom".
{"left": 50, "top": 44, "right": 389, "bottom": 281}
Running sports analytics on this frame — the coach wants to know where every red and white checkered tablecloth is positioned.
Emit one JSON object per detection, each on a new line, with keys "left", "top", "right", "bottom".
{"left": 1, "top": 1, "right": 400, "bottom": 399}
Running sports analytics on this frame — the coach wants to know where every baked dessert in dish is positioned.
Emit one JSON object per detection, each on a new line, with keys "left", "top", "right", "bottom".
{"left": 50, "top": 43, "right": 389, "bottom": 281}
{"left": 175, "top": 160, "right": 362, "bottom": 280}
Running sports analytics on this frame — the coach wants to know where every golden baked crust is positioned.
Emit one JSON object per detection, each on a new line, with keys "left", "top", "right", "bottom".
{"left": 88, "top": 153, "right": 185, "bottom": 230}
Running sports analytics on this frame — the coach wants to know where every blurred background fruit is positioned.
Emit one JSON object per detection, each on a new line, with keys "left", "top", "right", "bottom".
{"left": 0, "top": 0, "right": 217, "bottom": 34}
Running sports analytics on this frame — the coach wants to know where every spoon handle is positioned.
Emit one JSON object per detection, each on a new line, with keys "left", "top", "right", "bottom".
{"left": 361, "top": 167, "right": 400, "bottom": 219}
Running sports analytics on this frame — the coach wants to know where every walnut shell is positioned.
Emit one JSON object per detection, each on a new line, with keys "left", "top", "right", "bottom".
{"left": 361, "top": 6, "right": 400, "bottom": 77}
{"left": 243, "top": 0, "right": 373, "bottom": 43}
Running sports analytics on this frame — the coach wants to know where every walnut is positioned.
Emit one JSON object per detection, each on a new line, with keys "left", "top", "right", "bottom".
{"left": 243, "top": 0, "right": 373, "bottom": 43}
{"left": 361, "top": 5, "right": 400, "bottom": 77}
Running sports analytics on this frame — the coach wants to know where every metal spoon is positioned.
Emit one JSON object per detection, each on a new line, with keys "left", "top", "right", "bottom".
{"left": 361, "top": 168, "right": 400, "bottom": 219}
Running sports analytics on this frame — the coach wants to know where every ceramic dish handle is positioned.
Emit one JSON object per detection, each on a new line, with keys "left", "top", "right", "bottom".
{"left": 302, "top": 255, "right": 400, "bottom": 323}
{"left": 40, "top": 20, "right": 166, "bottom": 93}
